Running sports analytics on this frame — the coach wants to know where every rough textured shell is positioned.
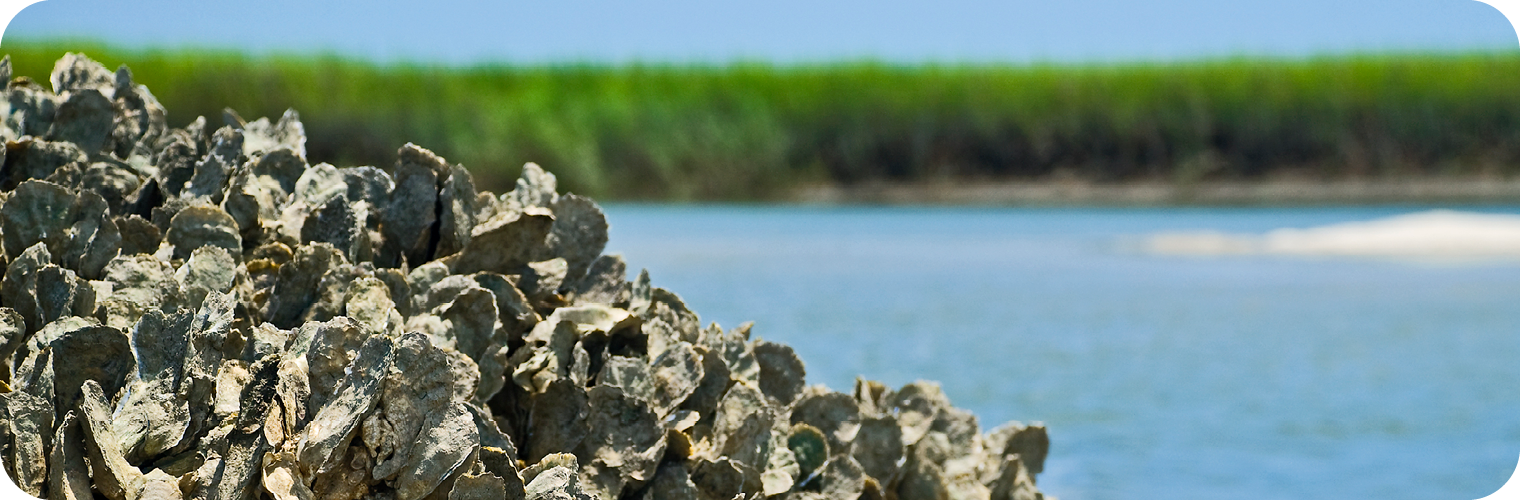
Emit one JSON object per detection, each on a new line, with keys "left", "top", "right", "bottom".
{"left": 0, "top": 54, "right": 1051, "bottom": 500}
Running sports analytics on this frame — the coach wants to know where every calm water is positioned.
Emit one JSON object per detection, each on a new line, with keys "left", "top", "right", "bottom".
{"left": 602, "top": 205, "right": 1520, "bottom": 500}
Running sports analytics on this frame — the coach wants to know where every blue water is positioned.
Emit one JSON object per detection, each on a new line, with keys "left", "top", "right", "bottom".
{"left": 601, "top": 205, "right": 1520, "bottom": 500}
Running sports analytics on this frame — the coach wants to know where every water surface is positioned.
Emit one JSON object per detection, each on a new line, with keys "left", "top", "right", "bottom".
{"left": 601, "top": 205, "right": 1520, "bottom": 500}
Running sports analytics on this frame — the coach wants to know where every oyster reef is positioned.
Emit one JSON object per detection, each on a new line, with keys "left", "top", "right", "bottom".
{"left": 0, "top": 53, "right": 1052, "bottom": 500}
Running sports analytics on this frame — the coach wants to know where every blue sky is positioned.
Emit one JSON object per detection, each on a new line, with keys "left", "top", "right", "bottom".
{"left": 3, "top": 0, "right": 1516, "bottom": 64}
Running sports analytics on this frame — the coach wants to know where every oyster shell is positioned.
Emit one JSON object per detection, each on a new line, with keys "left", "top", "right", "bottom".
{"left": 0, "top": 53, "right": 1053, "bottom": 500}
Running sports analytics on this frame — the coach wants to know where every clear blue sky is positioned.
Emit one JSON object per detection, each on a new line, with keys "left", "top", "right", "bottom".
{"left": 4, "top": 0, "right": 1516, "bottom": 64}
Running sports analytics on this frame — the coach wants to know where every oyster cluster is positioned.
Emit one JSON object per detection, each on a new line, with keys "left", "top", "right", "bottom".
{"left": 0, "top": 53, "right": 1053, "bottom": 500}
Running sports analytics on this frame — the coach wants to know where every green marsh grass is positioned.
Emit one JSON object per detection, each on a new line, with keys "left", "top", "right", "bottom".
{"left": 5, "top": 40, "right": 1520, "bottom": 199}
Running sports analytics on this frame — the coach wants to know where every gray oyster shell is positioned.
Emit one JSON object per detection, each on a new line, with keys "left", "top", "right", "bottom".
{"left": 0, "top": 53, "right": 1053, "bottom": 500}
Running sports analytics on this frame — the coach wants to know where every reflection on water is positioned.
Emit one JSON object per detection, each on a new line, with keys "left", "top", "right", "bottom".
{"left": 603, "top": 205, "right": 1520, "bottom": 500}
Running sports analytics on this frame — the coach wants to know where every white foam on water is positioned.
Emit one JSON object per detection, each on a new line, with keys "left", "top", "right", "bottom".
{"left": 1148, "top": 210, "right": 1520, "bottom": 260}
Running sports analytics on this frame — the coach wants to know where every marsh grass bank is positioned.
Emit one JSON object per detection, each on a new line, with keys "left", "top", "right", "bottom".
{"left": 795, "top": 178, "right": 1520, "bottom": 205}
{"left": 6, "top": 40, "right": 1520, "bottom": 202}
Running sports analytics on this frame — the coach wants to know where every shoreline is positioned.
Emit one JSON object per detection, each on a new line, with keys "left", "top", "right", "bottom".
{"left": 789, "top": 178, "right": 1520, "bottom": 206}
